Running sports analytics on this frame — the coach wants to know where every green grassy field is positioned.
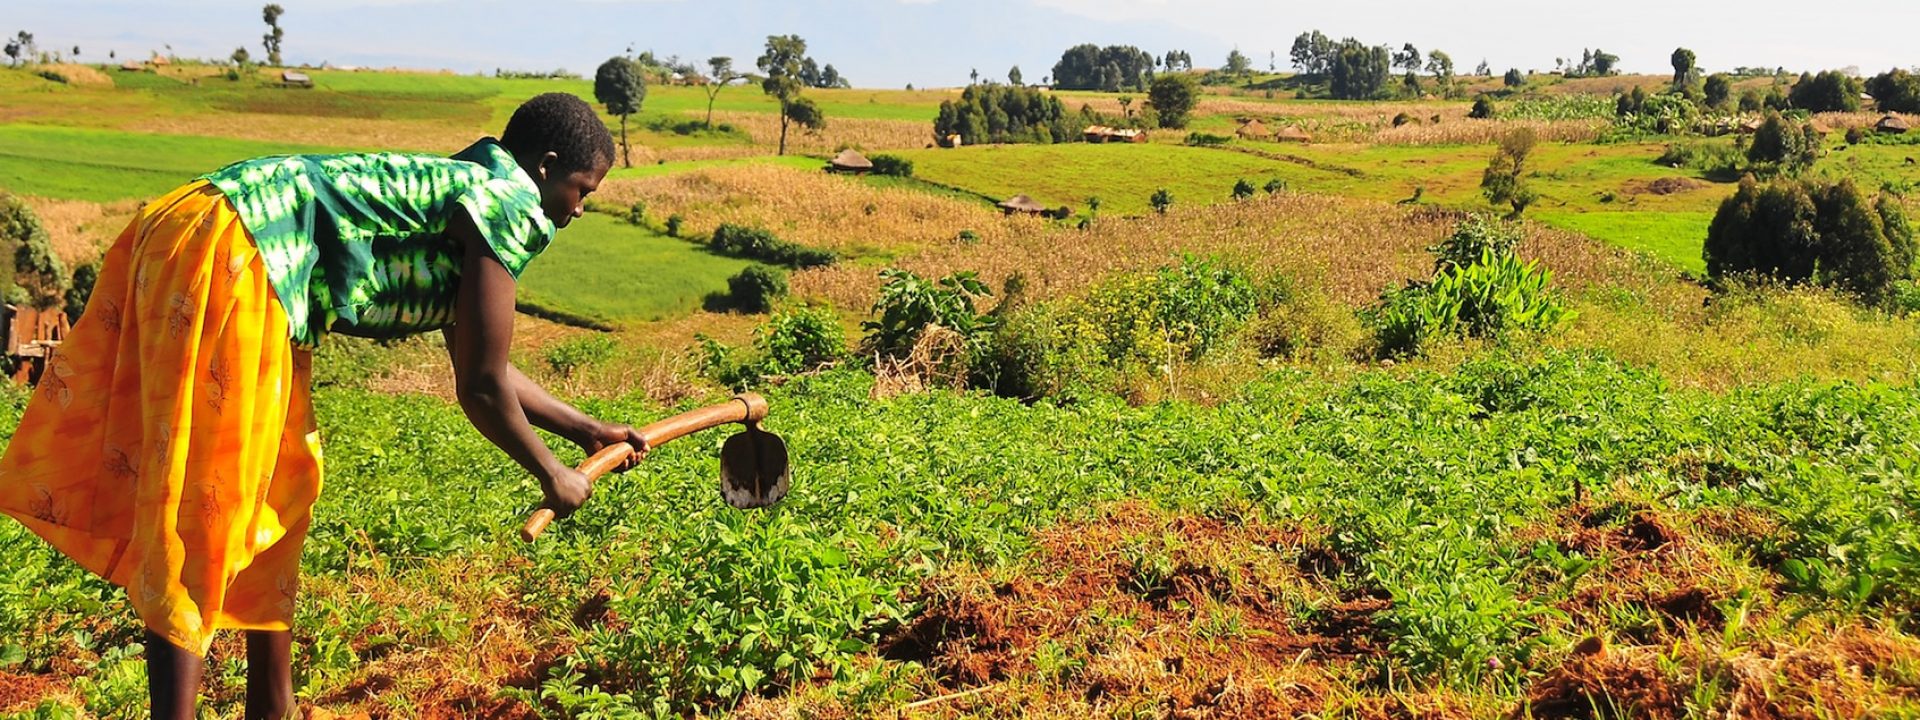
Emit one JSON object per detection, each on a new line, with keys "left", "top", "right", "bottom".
{"left": 517, "top": 214, "right": 753, "bottom": 325}
{"left": 896, "top": 142, "right": 1340, "bottom": 214}
{"left": 0, "top": 124, "right": 345, "bottom": 201}
{"left": 1534, "top": 210, "right": 1714, "bottom": 273}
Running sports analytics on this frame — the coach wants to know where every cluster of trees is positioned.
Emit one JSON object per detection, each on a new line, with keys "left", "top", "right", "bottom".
{"left": 1562, "top": 49, "right": 1620, "bottom": 78}
{"left": 1866, "top": 69, "right": 1920, "bottom": 114}
{"left": 1705, "top": 178, "right": 1914, "bottom": 303}
{"left": 1050, "top": 44, "right": 1157, "bottom": 92}
{"left": 1289, "top": 31, "right": 1455, "bottom": 99}
{"left": 933, "top": 84, "right": 1081, "bottom": 145}
{"left": 261, "top": 4, "right": 284, "bottom": 67}
{"left": 0, "top": 194, "right": 93, "bottom": 319}
{"left": 5, "top": 31, "right": 35, "bottom": 67}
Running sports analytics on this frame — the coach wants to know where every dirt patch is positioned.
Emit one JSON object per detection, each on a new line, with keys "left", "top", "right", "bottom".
{"left": 1624, "top": 177, "right": 1704, "bottom": 197}
{"left": 0, "top": 671, "right": 67, "bottom": 712}
{"left": 877, "top": 502, "right": 1377, "bottom": 716}
{"left": 1515, "top": 503, "right": 1737, "bottom": 640}
{"left": 1522, "top": 641, "right": 1687, "bottom": 719}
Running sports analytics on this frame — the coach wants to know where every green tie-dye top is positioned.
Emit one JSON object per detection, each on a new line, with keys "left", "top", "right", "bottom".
{"left": 202, "top": 138, "right": 555, "bottom": 348}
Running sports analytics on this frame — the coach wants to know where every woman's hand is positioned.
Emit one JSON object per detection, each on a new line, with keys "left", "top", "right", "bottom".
{"left": 580, "top": 420, "right": 649, "bottom": 473}
{"left": 541, "top": 466, "right": 593, "bottom": 518}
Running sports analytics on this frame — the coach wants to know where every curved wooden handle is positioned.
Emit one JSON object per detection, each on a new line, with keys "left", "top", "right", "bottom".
{"left": 519, "top": 393, "right": 768, "bottom": 542}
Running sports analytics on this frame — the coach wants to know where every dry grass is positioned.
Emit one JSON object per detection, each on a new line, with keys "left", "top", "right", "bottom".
{"left": 1369, "top": 118, "right": 1607, "bottom": 145}
{"left": 130, "top": 114, "right": 477, "bottom": 152}
{"left": 705, "top": 110, "right": 933, "bottom": 152}
{"left": 33, "top": 64, "right": 113, "bottom": 87}
{"left": 18, "top": 196, "right": 141, "bottom": 267}
{"left": 1549, "top": 75, "right": 1670, "bottom": 96}
{"left": 594, "top": 163, "right": 1013, "bottom": 257}
{"left": 1815, "top": 111, "right": 1916, "bottom": 132}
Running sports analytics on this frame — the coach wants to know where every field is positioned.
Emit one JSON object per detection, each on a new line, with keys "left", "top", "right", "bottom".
{"left": 2, "top": 57, "right": 1920, "bottom": 720}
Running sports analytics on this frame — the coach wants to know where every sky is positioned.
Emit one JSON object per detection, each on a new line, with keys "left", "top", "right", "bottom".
{"left": 6, "top": 0, "right": 1917, "bottom": 88}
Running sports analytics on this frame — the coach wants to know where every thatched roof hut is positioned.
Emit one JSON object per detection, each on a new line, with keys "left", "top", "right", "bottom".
{"left": 829, "top": 148, "right": 874, "bottom": 173}
{"left": 280, "top": 71, "right": 313, "bottom": 88}
{"left": 1235, "top": 119, "right": 1271, "bottom": 140}
{"left": 1275, "top": 126, "right": 1312, "bottom": 144}
{"left": 1737, "top": 117, "right": 1765, "bottom": 135}
{"left": 1083, "top": 125, "right": 1147, "bottom": 144}
{"left": 1878, "top": 115, "right": 1911, "bottom": 134}
{"left": 997, "top": 194, "right": 1049, "bottom": 215}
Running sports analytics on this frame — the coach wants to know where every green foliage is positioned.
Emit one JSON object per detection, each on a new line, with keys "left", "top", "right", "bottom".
{"left": 1368, "top": 227, "right": 1573, "bottom": 358}
{"left": 1657, "top": 140, "right": 1744, "bottom": 179}
{"left": 861, "top": 269, "right": 995, "bottom": 358}
{"left": 1613, "top": 92, "right": 1703, "bottom": 136}
{"left": 1328, "top": 40, "right": 1392, "bottom": 100}
{"left": 1704, "top": 74, "right": 1733, "bottom": 109}
{"left": 868, "top": 154, "right": 913, "bottom": 177}
{"left": 1468, "top": 96, "right": 1495, "bottom": 119}
{"left": 1243, "top": 281, "right": 1365, "bottom": 361}
{"left": 1263, "top": 178, "right": 1287, "bottom": 194}
{"left": 623, "top": 200, "right": 647, "bottom": 226}
{"left": 758, "top": 34, "right": 819, "bottom": 155}
{"left": 1705, "top": 177, "right": 1916, "bottom": 303}
{"left": 664, "top": 214, "right": 683, "bottom": 238}
{"left": 1747, "top": 112, "right": 1822, "bottom": 176}
{"left": 726, "top": 264, "right": 789, "bottom": 313}
{"left": 63, "top": 262, "right": 96, "bottom": 320}
{"left": 754, "top": 307, "right": 846, "bottom": 376}
{"left": 1183, "top": 132, "right": 1230, "bottom": 147}
{"left": 1670, "top": 48, "right": 1700, "bottom": 93}
{"left": 1789, "top": 70, "right": 1862, "bottom": 113}
{"left": 1231, "top": 178, "right": 1256, "bottom": 201}
{"left": 0, "top": 193, "right": 67, "bottom": 310}
{"left": 1050, "top": 44, "right": 1156, "bottom": 92}
{"left": 1150, "top": 187, "right": 1173, "bottom": 214}
{"left": 707, "top": 224, "right": 836, "bottom": 268}
{"left": 1866, "top": 68, "right": 1920, "bottom": 114}
{"left": 1481, "top": 128, "right": 1538, "bottom": 218}
{"left": 1502, "top": 68, "right": 1525, "bottom": 88}
{"left": 543, "top": 334, "right": 617, "bottom": 380}
{"left": 1147, "top": 73, "right": 1199, "bottom": 128}
{"left": 934, "top": 83, "right": 1081, "bottom": 146}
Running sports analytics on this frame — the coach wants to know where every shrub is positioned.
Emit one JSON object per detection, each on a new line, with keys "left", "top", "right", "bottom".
{"left": 754, "top": 307, "right": 846, "bottom": 376}
{"left": 0, "top": 194, "right": 67, "bottom": 310}
{"left": 955, "top": 229, "right": 980, "bottom": 245}
{"left": 861, "top": 269, "right": 995, "bottom": 358}
{"left": 1747, "top": 112, "right": 1822, "bottom": 176}
{"left": 708, "top": 224, "right": 836, "bottom": 268}
{"left": 1481, "top": 128, "right": 1538, "bottom": 218}
{"left": 869, "top": 154, "right": 914, "bottom": 177}
{"left": 664, "top": 214, "right": 683, "bottom": 237}
{"left": 1183, "top": 132, "right": 1230, "bottom": 146}
{"left": 1231, "top": 178, "right": 1256, "bottom": 201}
{"left": 1430, "top": 215, "right": 1520, "bottom": 271}
{"left": 542, "top": 334, "right": 617, "bottom": 379}
{"left": 1367, "top": 249, "right": 1573, "bottom": 357}
{"left": 64, "top": 263, "right": 97, "bottom": 320}
{"left": 1244, "top": 283, "right": 1365, "bottom": 361}
{"left": 1704, "top": 177, "right": 1916, "bottom": 303}
{"left": 1147, "top": 73, "right": 1199, "bottom": 128}
{"left": 1845, "top": 127, "right": 1867, "bottom": 145}
{"left": 1150, "top": 188, "right": 1173, "bottom": 214}
{"left": 727, "top": 265, "right": 789, "bottom": 313}
{"left": 1263, "top": 178, "right": 1287, "bottom": 194}
{"left": 1468, "top": 96, "right": 1495, "bottom": 119}
{"left": 971, "top": 302, "right": 1109, "bottom": 401}
{"left": 1147, "top": 255, "right": 1258, "bottom": 359}
{"left": 625, "top": 200, "right": 647, "bottom": 226}
{"left": 1656, "top": 141, "right": 1743, "bottom": 178}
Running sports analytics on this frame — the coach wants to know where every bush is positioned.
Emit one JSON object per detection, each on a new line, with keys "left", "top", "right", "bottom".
{"left": 64, "top": 263, "right": 97, "bottom": 320}
{"left": 1150, "top": 188, "right": 1173, "bottom": 214}
{"left": 1468, "top": 96, "right": 1495, "bottom": 119}
{"left": 1183, "top": 132, "right": 1230, "bottom": 147}
{"left": 1264, "top": 178, "right": 1288, "bottom": 194}
{"left": 1231, "top": 178, "right": 1256, "bottom": 201}
{"left": 664, "top": 214, "right": 683, "bottom": 238}
{"left": 1367, "top": 249, "right": 1573, "bottom": 358}
{"left": 1244, "top": 283, "right": 1365, "bottom": 361}
{"left": 1704, "top": 177, "right": 1916, "bottom": 303}
{"left": 1656, "top": 141, "right": 1743, "bottom": 178}
{"left": 726, "top": 265, "right": 789, "bottom": 313}
{"left": 708, "top": 224, "right": 836, "bottom": 268}
{"left": 861, "top": 269, "right": 995, "bottom": 358}
{"left": 1147, "top": 73, "right": 1199, "bottom": 128}
{"left": 0, "top": 194, "right": 67, "bottom": 310}
{"left": 625, "top": 200, "right": 647, "bottom": 226}
{"left": 869, "top": 154, "right": 914, "bottom": 177}
{"left": 1430, "top": 215, "right": 1521, "bottom": 271}
{"left": 1747, "top": 112, "right": 1822, "bottom": 176}
{"left": 542, "top": 334, "right": 617, "bottom": 379}
{"left": 754, "top": 307, "right": 846, "bottom": 376}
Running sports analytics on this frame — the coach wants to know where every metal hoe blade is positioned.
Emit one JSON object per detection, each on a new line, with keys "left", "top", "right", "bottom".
{"left": 719, "top": 425, "right": 790, "bottom": 509}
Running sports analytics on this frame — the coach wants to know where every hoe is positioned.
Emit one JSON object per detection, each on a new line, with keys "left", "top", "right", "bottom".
{"left": 520, "top": 393, "right": 790, "bottom": 542}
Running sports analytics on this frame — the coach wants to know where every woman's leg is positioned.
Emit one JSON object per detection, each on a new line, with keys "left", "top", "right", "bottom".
{"left": 246, "top": 630, "right": 296, "bottom": 720}
{"left": 145, "top": 629, "right": 203, "bottom": 720}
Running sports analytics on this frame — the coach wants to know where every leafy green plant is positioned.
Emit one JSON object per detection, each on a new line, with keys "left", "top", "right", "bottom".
{"left": 708, "top": 224, "right": 836, "bottom": 268}
{"left": 755, "top": 307, "right": 846, "bottom": 376}
{"left": 1369, "top": 249, "right": 1573, "bottom": 357}
{"left": 543, "top": 334, "right": 618, "bottom": 379}
{"left": 726, "top": 265, "right": 788, "bottom": 313}
{"left": 869, "top": 154, "right": 914, "bottom": 177}
{"left": 860, "top": 269, "right": 995, "bottom": 358}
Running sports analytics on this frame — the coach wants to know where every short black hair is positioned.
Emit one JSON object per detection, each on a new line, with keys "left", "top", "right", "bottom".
{"left": 500, "top": 93, "right": 615, "bottom": 176}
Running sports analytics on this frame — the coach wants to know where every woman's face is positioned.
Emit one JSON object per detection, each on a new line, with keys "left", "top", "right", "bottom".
{"left": 535, "top": 156, "right": 610, "bottom": 229}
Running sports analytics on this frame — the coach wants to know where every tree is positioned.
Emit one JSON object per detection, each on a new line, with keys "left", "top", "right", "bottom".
{"left": 1224, "top": 48, "right": 1252, "bottom": 77}
{"left": 1148, "top": 73, "right": 1198, "bottom": 128}
{"left": 1704, "top": 74, "right": 1733, "bottom": 109}
{"left": 1289, "top": 31, "right": 1333, "bottom": 74}
{"left": 1789, "top": 70, "right": 1862, "bottom": 112}
{"left": 1747, "top": 112, "right": 1822, "bottom": 176}
{"left": 593, "top": 56, "right": 647, "bottom": 168}
{"left": 1481, "top": 128, "right": 1538, "bottom": 218}
{"left": 1394, "top": 43, "right": 1422, "bottom": 73}
{"left": 1, "top": 194, "right": 69, "bottom": 310}
{"left": 261, "top": 4, "right": 285, "bottom": 66}
{"left": 1328, "top": 40, "right": 1391, "bottom": 100}
{"left": 933, "top": 84, "right": 1077, "bottom": 145}
{"left": 697, "top": 57, "right": 744, "bottom": 128}
{"left": 1232, "top": 178, "right": 1256, "bottom": 201}
{"left": 1426, "top": 50, "right": 1456, "bottom": 96}
{"left": 1051, "top": 44, "right": 1154, "bottom": 91}
{"left": 231, "top": 46, "right": 250, "bottom": 66}
{"left": 5, "top": 32, "right": 33, "bottom": 67}
{"left": 1670, "top": 47, "right": 1699, "bottom": 93}
{"left": 758, "top": 34, "right": 815, "bottom": 156}
{"left": 1150, "top": 188, "right": 1173, "bottom": 214}
{"left": 1705, "top": 177, "right": 1914, "bottom": 302}
{"left": 1866, "top": 68, "right": 1920, "bottom": 114}
{"left": 1503, "top": 68, "right": 1526, "bottom": 88}
{"left": 1008, "top": 65, "right": 1023, "bottom": 86}
{"left": 1475, "top": 59, "right": 1491, "bottom": 76}
{"left": 818, "top": 63, "right": 849, "bottom": 89}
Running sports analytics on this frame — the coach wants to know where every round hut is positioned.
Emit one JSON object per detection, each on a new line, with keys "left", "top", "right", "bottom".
{"left": 829, "top": 148, "right": 875, "bottom": 173}
{"left": 997, "top": 194, "right": 1050, "bottom": 216}
{"left": 1877, "top": 115, "right": 1911, "bottom": 135}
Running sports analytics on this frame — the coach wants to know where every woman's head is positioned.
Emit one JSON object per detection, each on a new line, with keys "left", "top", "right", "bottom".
{"left": 500, "top": 93, "right": 616, "bottom": 228}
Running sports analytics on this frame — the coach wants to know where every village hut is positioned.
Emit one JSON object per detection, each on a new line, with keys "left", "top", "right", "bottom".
{"left": 1235, "top": 118, "right": 1271, "bottom": 141}
{"left": 829, "top": 148, "right": 874, "bottom": 173}
{"left": 3, "top": 304, "right": 69, "bottom": 385}
{"left": 997, "top": 194, "right": 1050, "bottom": 216}
{"left": 1274, "top": 126, "right": 1313, "bottom": 144}
{"left": 1877, "top": 115, "right": 1911, "bottom": 135}
{"left": 1083, "top": 125, "right": 1147, "bottom": 144}
{"left": 117, "top": 61, "right": 145, "bottom": 72}
{"left": 1737, "top": 117, "right": 1765, "bottom": 135}
{"left": 280, "top": 71, "right": 314, "bottom": 88}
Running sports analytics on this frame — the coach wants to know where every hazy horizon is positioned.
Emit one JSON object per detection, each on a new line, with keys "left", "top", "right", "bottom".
{"left": 8, "top": 0, "right": 1917, "bottom": 88}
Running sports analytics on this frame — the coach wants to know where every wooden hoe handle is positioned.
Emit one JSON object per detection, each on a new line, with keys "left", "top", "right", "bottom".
{"left": 519, "top": 393, "right": 769, "bottom": 542}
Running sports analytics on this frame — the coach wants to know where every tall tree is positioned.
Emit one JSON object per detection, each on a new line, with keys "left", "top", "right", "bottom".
{"left": 261, "top": 4, "right": 284, "bottom": 66}
{"left": 1394, "top": 43, "right": 1422, "bottom": 73}
{"left": 593, "top": 56, "right": 647, "bottom": 168}
{"left": 1008, "top": 65, "right": 1023, "bottom": 86}
{"left": 697, "top": 57, "right": 744, "bottom": 128}
{"left": 1426, "top": 49, "right": 1456, "bottom": 97}
{"left": 1670, "top": 47, "right": 1699, "bottom": 93}
{"left": 1149, "top": 73, "right": 1199, "bottom": 128}
{"left": 1482, "top": 128, "right": 1539, "bottom": 218}
{"left": 6, "top": 31, "right": 35, "bottom": 67}
{"left": 758, "top": 34, "right": 813, "bottom": 156}
{"left": 1224, "top": 48, "right": 1252, "bottom": 77}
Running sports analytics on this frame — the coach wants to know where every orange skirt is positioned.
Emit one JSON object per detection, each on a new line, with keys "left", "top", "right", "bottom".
{"left": 0, "top": 181, "right": 321, "bottom": 656}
